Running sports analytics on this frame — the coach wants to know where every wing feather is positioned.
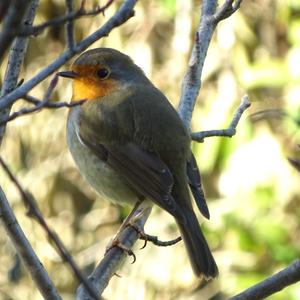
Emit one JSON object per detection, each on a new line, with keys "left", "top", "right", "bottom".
{"left": 80, "top": 135, "right": 185, "bottom": 222}
{"left": 187, "top": 153, "right": 210, "bottom": 219}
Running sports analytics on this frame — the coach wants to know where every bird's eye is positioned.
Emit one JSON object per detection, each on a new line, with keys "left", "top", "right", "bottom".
{"left": 96, "top": 68, "right": 110, "bottom": 79}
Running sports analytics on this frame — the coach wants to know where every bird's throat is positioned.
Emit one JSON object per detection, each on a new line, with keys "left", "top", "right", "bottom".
{"left": 71, "top": 78, "right": 116, "bottom": 101}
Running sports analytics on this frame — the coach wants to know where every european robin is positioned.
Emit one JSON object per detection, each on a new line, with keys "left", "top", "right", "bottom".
{"left": 58, "top": 48, "right": 218, "bottom": 278}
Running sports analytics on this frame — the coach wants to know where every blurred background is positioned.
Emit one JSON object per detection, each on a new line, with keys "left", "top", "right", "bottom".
{"left": 1, "top": 0, "right": 300, "bottom": 299}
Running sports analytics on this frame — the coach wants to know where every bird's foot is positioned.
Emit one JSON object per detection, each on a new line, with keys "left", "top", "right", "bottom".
{"left": 126, "top": 212, "right": 182, "bottom": 249}
{"left": 104, "top": 205, "right": 149, "bottom": 264}
{"left": 105, "top": 239, "right": 136, "bottom": 264}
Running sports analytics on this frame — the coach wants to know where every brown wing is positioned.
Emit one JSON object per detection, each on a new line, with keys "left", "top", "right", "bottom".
{"left": 187, "top": 153, "right": 210, "bottom": 219}
{"left": 80, "top": 134, "right": 186, "bottom": 223}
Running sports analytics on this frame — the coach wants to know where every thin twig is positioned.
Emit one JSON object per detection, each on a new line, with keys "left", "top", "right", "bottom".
{"left": 0, "top": 0, "right": 137, "bottom": 111}
{"left": 229, "top": 260, "right": 300, "bottom": 300}
{"left": 23, "top": 94, "right": 86, "bottom": 108}
{"left": 18, "top": 0, "right": 114, "bottom": 37}
{"left": 192, "top": 95, "right": 251, "bottom": 142}
{"left": 65, "top": 0, "right": 75, "bottom": 50}
{"left": 213, "top": 0, "right": 242, "bottom": 23}
{"left": 0, "top": 157, "right": 99, "bottom": 300}
{"left": 0, "top": 97, "right": 86, "bottom": 126}
{"left": 0, "top": 75, "right": 76, "bottom": 126}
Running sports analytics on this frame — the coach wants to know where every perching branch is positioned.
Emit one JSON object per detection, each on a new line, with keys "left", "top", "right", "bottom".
{"left": 229, "top": 260, "right": 300, "bottom": 300}
{"left": 192, "top": 95, "right": 251, "bottom": 142}
{"left": 76, "top": 208, "right": 183, "bottom": 298}
{"left": 0, "top": 157, "right": 99, "bottom": 300}
{"left": 0, "top": 0, "right": 137, "bottom": 111}
{"left": 76, "top": 207, "right": 152, "bottom": 300}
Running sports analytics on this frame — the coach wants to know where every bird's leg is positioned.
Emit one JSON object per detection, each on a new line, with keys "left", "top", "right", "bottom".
{"left": 105, "top": 200, "right": 144, "bottom": 262}
{"left": 106, "top": 200, "right": 182, "bottom": 262}
{"left": 113, "top": 200, "right": 143, "bottom": 237}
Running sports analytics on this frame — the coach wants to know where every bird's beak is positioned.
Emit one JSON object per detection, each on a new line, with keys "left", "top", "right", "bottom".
{"left": 57, "top": 70, "right": 79, "bottom": 79}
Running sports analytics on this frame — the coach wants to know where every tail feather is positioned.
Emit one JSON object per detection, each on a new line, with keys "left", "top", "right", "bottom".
{"left": 177, "top": 209, "right": 218, "bottom": 278}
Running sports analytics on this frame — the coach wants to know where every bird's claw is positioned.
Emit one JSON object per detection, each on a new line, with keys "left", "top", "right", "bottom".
{"left": 125, "top": 221, "right": 148, "bottom": 249}
{"left": 106, "top": 240, "right": 136, "bottom": 264}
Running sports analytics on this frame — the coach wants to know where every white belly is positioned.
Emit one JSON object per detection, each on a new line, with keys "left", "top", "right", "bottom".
{"left": 66, "top": 108, "right": 138, "bottom": 205}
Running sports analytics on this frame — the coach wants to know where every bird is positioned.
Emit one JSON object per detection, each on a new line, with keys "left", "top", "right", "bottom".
{"left": 58, "top": 47, "right": 218, "bottom": 278}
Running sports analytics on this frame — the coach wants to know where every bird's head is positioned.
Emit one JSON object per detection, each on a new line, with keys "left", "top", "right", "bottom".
{"left": 58, "top": 48, "right": 147, "bottom": 101}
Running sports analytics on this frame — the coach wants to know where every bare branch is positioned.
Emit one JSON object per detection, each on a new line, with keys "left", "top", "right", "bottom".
{"left": 0, "top": 189, "right": 61, "bottom": 299}
{"left": 0, "top": 98, "right": 85, "bottom": 125}
{"left": 177, "top": 0, "right": 216, "bottom": 129}
{"left": 229, "top": 260, "right": 300, "bottom": 300}
{"left": 192, "top": 95, "right": 251, "bottom": 142}
{"left": 0, "top": 0, "right": 137, "bottom": 111}
{"left": 0, "top": 0, "right": 30, "bottom": 63}
{"left": 178, "top": 0, "right": 243, "bottom": 130}
{"left": 0, "top": 157, "right": 99, "bottom": 300}
{"left": 23, "top": 94, "right": 86, "bottom": 108}
{"left": 0, "top": 75, "right": 70, "bottom": 126}
{"left": 0, "top": 0, "right": 39, "bottom": 145}
{"left": 65, "top": 0, "right": 75, "bottom": 50}
{"left": 76, "top": 207, "right": 152, "bottom": 300}
{"left": 19, "top": 0, "right": 115, "bottom": 37}
{"left": 0, "top": 73, "right": 86, "bottom": 125}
